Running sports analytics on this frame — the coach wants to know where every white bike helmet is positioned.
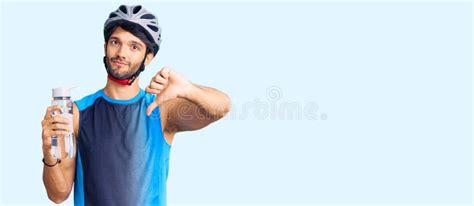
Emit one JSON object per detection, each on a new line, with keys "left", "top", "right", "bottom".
{"left": 104, "top": 5, "right": 162, "bottom": 54}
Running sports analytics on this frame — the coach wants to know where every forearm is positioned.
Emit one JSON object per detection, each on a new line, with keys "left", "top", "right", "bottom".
{"left": 42, "top": 151, "right": 69, "bottom": 202}
{"left": 180, "top": 83, "right": 231, "bottom": 119}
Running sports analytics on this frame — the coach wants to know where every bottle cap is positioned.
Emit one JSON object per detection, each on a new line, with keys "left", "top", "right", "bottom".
{"left": 52, "top": 86, "right": 76, "bottom": 97}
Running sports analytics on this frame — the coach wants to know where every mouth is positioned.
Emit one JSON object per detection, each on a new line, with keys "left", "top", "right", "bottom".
{"left": 111, "top": 60, "right": 128, "bottom": 67}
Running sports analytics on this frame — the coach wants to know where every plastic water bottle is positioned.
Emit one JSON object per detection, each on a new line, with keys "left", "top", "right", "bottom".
{"left": 51, "top": 87, "right": 75, "bottom": 159}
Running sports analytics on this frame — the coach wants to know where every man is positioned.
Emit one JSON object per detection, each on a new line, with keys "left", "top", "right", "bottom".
{"left": 40, "top": 5, "right": 230, "bottom": 205}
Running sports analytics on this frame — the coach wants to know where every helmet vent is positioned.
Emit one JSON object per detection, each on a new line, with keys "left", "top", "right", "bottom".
{"left": 148, "top": 25, "right": 159, "bottom": 32}
{"left": 141, "top": 14, "right": 155, "bottom": 19}
{"left": 119, "top": 5, "right": 128, "bottom": 14}
{"left": 133, "top": 6, "right": 142, "bottom": 14}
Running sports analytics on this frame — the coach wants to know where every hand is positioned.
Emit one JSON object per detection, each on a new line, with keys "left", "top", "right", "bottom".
{"left": 41, "top": 105, "right": 71, "bottom": 159}
{"left": 145, "top": 67, "right": 192, "bottom": 116}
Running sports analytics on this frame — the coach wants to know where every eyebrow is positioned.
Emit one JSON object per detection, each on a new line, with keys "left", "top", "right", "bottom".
{"left": 130, "top": 40, "right": 144, "bottom": 48}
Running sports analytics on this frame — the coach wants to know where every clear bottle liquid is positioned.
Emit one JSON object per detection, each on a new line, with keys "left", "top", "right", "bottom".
{"left": 51, "top": 87, "right": 75, "bottom": 159}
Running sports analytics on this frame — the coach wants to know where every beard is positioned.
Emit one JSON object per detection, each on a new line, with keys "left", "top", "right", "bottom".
{"left": 106, "top": 56, "right": 141, "bottom": 79}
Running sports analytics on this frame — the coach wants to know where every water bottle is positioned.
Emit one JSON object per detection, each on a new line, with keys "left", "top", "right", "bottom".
{"left": 51, "top": 87, "right": 75, "bottom": 159}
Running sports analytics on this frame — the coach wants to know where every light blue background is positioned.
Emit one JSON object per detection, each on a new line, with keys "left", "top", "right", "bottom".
{"left": 1, "top": 1, "right": 472, "bottom": 205}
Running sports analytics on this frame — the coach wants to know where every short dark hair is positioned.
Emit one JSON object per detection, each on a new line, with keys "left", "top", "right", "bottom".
{"left": 104, "top": 20, "right": 158, "bottom": 56}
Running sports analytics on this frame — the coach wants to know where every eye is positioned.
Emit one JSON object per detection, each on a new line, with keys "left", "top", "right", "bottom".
{"left": 110, "top": 40, "right": 119, "bottom": 45}
{"left": 131, "top": 44, "right": 140, "bottom": 51}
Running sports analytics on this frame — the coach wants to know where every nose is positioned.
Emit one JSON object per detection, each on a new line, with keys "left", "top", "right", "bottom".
{"left": 115, "top": 45, "right": 128, "bottom": 60}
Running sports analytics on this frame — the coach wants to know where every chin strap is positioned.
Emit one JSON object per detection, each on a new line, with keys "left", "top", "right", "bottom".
{"left": 107, "top": 74, "right": 135, "bottom": 86}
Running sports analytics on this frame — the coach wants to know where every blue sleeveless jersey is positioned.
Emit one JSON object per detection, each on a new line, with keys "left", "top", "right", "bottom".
{"left": 73, "top": 89, "right": 171, "bottom": 206}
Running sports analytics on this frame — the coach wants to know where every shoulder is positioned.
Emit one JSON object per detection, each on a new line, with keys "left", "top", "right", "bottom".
{"left": 74, "top": 90, "right": 103, "bottom": 111}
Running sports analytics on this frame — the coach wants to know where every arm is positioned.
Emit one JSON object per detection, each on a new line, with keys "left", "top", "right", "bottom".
{"left": 146, "top": 67, "right": 231, "bottom": 133}
{"left": 165, "top": 84, "right": 231, "bottom": 132}
{"left": 41, "top": 104, "right": 79, "bottom": 203}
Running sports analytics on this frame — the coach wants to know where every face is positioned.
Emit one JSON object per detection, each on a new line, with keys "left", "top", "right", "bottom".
{"left": 104, "top": 26, "right": 153, "bottom": 79}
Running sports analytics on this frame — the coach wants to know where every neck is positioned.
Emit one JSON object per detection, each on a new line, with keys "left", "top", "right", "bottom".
{"left": 103, "top": 76, "right": 141, "bottom": 100}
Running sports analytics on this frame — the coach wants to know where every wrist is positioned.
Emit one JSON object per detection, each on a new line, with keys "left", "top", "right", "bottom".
{"left": 42, "top": 150, "right": 59, "bottom": 167}
{"left": 43, "top": 157, "right": 61, "bottom": 167}
{"left": 177, "top": 82, "right": 196, "bottom": 99}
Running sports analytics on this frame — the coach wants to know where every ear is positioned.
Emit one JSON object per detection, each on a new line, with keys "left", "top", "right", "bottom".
{"left": 104, "top": 42, "right": 107, "bottom": 54}
{"left": 144, "top": 52, "right": 155, "bottom": 66}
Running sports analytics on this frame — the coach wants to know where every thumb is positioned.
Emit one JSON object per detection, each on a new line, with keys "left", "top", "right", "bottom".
{"left": 146, "top": 94, "right": 166, "bottom": 116}
{"left": 146, "top": 101, "right": 160, "bottom": 116}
